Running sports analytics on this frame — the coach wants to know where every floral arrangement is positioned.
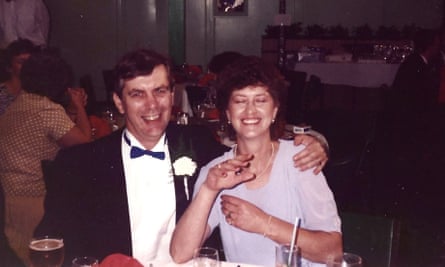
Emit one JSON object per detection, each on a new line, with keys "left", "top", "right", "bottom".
{"left": 172, "top": 156, "right": 197, "bottom": 200}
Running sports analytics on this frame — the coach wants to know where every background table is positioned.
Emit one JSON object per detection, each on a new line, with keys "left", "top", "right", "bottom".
{"left": 293, "top": 62, "right": 399, "bottom": 88}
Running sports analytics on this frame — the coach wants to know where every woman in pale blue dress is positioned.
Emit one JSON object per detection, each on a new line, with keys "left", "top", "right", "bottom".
{"left": 170, "top": 56, "right": 342, "bottom": 266}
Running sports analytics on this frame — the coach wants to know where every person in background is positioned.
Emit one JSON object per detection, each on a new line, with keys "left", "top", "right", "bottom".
{"left": 36, "top": 49, "right": 329, "bottom": 266}
{"left": 0, "top": 185, "right": 25, "bottom": 267}
{"left": 0, "top": 50, "right": 91, "bottom": 265}
{"left": 0, "top": 0, "right": 50, "bottom": 48}
{"left": 0, "top": 38, "right": 37, "bottom": 114}
{"left": 392, "top": 29, "right": 441, "bottom": 111}
{"left": 198, "top": 51, "right": 243, "bottom": 87}
{"left": 64, "top": 87, "right": 113, "bottom": 140}
{"left": 170, "top": 56, "right": 342, "bottom": 266}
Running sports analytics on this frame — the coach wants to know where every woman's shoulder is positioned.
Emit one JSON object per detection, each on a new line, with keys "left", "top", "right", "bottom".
{"left": 277, "top": 139, "right": 305, "bottom": 156}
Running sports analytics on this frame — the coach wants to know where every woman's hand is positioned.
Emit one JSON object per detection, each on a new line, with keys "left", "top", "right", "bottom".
{"left": 204, "top": 154, "right": 255, "bottom": 192}
{"left": 220, "top": 194, "right": 269, "bottom": 234}
{"left": 67, "top": 87, "right": 88, "bottom": 110}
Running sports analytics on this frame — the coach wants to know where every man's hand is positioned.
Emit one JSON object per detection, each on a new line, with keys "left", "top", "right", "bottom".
{"left": 293, "top": 134, "right": 328, "bottom": 174}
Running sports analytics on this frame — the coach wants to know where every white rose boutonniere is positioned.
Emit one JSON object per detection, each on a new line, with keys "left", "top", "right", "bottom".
{"left": 173, "top": 156, "right": 197, "bottom": 200}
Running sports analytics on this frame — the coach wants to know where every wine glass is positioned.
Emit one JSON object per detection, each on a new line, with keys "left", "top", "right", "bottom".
{"left": 193, "top": 247, "right": 219, "bottom": 267}
{"left": 28, "top": 236, "right": 64, "bottom": 267}
{"left": 327, "top": 252, "right": 362, "bottom": 267}
{"left": 71, "top": 256, "right": 99, "bottom": 267}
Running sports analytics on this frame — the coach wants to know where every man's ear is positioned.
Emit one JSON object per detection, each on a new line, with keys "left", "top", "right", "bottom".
{"left": 113, "top": 93, "right": 125, "bottom": 114}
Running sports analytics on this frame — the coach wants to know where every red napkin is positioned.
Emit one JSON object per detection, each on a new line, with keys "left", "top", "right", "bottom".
{"left": 100, "top": 253, "right": 144, "bottom": 267}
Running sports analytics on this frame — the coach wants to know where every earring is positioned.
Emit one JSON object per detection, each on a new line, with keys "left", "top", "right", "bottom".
{"left": 227, "top": 120, "right": 231, "bottom": 124}
{"left": 272, "top": 118, "right": 275, "bottom": 123}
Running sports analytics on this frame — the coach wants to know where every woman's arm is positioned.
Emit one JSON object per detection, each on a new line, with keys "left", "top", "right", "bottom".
{"left": 170, "top": 183, "right": 218, "bottom": 263}
{"left": 219, "top": 195, "right": 342, "bottom": 263}
{"left": 265, "top": 216, "right": 342, "bottom": 263}
{"left": 170, "top": 155, "right": 255, "bottom": 263}
{"left": 58, "top": 88, "right": 92, "bottom": 147}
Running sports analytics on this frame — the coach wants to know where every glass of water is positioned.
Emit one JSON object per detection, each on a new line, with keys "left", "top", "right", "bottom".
{"left": 193, "top": 247, "right": 219, "bottom": 267}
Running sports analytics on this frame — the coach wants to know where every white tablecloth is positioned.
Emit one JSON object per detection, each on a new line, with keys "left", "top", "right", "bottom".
{"left": 174, "top": 83, "right": 194, "bottom": 116}
{"left": 165, "top": 260, "right": 264, "bottom": 267}
{"left": 293, "top": 62, "right": 399, "bottom": 88}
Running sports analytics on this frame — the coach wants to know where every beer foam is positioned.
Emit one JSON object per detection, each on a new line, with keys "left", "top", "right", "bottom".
{"left": 29, "top": 239, "right": 64, "bottom": 251}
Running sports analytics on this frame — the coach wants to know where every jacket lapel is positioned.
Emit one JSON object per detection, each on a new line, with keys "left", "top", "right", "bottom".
{"left": 166, "top": 124, "right": 197, "bottom": 222}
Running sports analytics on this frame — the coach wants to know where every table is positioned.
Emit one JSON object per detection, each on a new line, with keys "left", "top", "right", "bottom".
{"left": 165, "top": 261, "right": 264, "bottom": 267}
{"left": 293, "top": 62, "right": 400, "bottom": 88}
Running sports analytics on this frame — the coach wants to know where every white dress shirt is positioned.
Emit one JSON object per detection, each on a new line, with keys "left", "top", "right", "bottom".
{"left": 121, "top": 130, "right": 176, "bottom": 266}
{"left": 0, "top": 0, "right": 49, "bottom": 47}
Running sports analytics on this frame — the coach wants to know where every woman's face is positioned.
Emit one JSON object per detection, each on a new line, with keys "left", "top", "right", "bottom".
{"left": 226, "top": 85, "right": 278, "bottom": 141}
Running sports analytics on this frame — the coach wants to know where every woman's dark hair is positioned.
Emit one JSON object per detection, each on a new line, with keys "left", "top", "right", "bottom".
{"left": 20, "top": 50, "right": 73, "bottom": 105}
{"left": 215, "top": 56, "right": 288, "bottom": 140}
{"left": 113, "top": 49, "right": 173, "bottom": 97}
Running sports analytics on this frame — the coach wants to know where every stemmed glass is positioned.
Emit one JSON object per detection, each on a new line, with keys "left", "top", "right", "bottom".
{"left": 193, "top": 247, "right": 219, "bottom": 267}
{"left": 28, "top": 236, "right": 64, "bottom": 267}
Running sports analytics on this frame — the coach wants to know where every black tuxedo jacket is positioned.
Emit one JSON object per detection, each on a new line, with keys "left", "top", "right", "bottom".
{"left": 36, "top": 123, "right": 229, "bottom": 265}
{"left": 392, "top": 53, "right": 440, "bottom": 111}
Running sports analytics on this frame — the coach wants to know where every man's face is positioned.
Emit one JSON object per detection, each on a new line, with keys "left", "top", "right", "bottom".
{"left": 113, "top": 65, "right": 173, "bottom": 149}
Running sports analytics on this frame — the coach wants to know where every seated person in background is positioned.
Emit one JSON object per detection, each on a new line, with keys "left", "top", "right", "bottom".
{"left": 64, "top": 87, "right": 112, "bottom": 140}
{"left": 392, "top": 29, "right": 441, "bottom": 111}
{"left": 170, "top": 56, "right": 342, "bottom": 266}
{"left": 0, "top": 38, "right": 38, "bottom": 114}
{"left": 36, "top": 49, "right": 329, "bottom": 266}
{"left": 0, "top": 185, "right": 25, "bottom": 267}
{"left": 0, "top": 50, "right": 91, "bottom": 266}
{"left": 198, "top": 51, "right": 242, "bottom": 87}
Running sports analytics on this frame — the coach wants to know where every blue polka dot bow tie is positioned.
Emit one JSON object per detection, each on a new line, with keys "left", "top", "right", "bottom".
{"left": 124, "top": 133, "right": 165, "bottom": 160}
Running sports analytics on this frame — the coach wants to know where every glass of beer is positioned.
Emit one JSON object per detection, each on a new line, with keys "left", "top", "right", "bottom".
{"left": 29, "top": 236, "right": 64, "bottom": 267}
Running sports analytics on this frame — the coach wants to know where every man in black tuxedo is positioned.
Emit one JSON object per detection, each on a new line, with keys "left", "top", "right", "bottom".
{"left": 36, "top": 49, "right": 328, "bottom": 266}
{"left": 392, "top": 29, "right": 441, "bottom": 111}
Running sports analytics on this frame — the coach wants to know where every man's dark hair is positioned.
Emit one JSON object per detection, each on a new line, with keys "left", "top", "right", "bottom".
{"left": 413, "top": 29, "right": 439, "bottom": 53}
{"left": 113, "top": 49, "right": 173, "bottom": 97}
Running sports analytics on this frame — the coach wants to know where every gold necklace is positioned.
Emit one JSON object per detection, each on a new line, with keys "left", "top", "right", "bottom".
{"left": 234, "top": 142, "right": 275, "bottom": 179}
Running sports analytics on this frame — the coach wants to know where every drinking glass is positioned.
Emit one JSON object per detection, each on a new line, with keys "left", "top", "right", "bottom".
{"left": 275, "top": 244, "right": 300, "bottom": 267}
{"left": 193, "top": 247, "right": 219, "bottom": 267}
{"left": 28, "top": 236, "right": 64, "bottom": 267}
{"left": 71, "top": 256, "right": 99, "bottom": 267}
{"left": 327, "top": 252, "right": 362, "bottom": 267}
